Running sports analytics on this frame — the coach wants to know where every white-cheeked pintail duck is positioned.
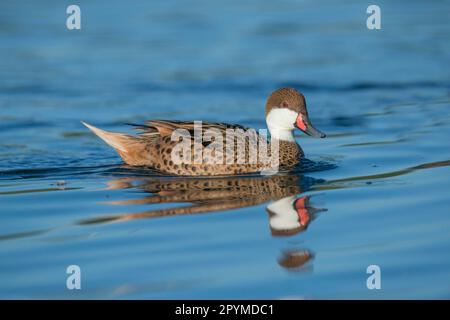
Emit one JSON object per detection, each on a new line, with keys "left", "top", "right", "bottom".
{"left": 82, "top": 87, "right": 326, "bottom": 175}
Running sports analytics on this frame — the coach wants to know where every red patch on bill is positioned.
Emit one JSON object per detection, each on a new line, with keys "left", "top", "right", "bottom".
{"left": 296, "top": 114, "right": 307, "bottom": 131}
{"left": 294, "top": 197, "right": 310, "bottom": 226}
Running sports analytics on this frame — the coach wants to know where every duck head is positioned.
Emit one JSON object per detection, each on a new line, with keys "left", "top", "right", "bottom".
{"left": 265, "top": 87, "right": 326, "bottom": 141}
{"left": 266, "top": 195, "right": 327, "bottom": 236}
{"left": 266, "top": 195, "right": 312, "bottom": 236}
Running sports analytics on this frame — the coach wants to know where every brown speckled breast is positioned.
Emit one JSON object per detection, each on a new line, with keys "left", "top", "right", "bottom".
{"left": 143, "top": 135, "right": 303, "bottom": 176}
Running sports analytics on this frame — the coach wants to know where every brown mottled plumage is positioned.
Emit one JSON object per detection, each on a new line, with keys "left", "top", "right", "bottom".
{"left": 82, "top": 87, "right": 325, "bottom": 176}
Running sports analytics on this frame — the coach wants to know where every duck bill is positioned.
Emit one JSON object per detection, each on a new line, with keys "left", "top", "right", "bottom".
{"left": 295, "top": 114, "right": 326, "bottom": 138}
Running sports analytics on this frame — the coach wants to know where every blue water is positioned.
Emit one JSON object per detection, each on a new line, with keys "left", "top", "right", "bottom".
{"left": 0, "top": 0, "right": 449, "bottom": 299}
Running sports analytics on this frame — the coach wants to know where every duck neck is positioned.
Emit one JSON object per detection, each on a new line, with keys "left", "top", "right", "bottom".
{"left": 266, "top": 125, "right": 303, "bottom": 165}
{"left": 267, "top": 125, "right": 296, "bottom": 142}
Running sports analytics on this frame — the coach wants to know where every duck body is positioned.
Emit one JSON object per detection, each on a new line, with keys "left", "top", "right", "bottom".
{"left": 83, "top": 88, "right": 325, "bottom": 176}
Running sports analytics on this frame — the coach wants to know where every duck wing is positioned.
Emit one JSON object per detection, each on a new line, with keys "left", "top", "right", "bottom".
{"left": 128, "top": 120, "right": 251, "bottom": 138}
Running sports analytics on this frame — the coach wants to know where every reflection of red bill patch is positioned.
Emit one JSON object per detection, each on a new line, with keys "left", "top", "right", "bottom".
{"left": 296, "top": 114, "right": 307, "bottom": 131}
{"left": 294, "top": 197, "right": 310, "bottom": 226}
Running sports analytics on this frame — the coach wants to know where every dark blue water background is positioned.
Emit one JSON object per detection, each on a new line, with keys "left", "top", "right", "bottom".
{"left": 0, "top": 0, "right": 449, "bottom": 298}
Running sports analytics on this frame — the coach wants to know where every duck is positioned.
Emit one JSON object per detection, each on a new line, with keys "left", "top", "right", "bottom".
{"left": 82, "top": 87, "right": 326, "bottom": 176}
{"left": 80, "top": 174, "right": 326, "bottom": 235}
{"left": 78, "top": 174, "right": 325, "bottom": 270}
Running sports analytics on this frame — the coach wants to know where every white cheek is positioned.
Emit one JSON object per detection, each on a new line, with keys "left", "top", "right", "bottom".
{"left": 266, "top": 108, "right": 297, "bottom": 129}
{"left": 270, "top": 215, "right": 301, "bottom": 230}
{"left": 267, "top": 196, "right": 301, "bottom": 230}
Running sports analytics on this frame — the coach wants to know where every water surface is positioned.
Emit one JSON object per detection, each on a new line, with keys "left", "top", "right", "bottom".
{"left": 0, "top": 0, "right": 450, "bottom": 299}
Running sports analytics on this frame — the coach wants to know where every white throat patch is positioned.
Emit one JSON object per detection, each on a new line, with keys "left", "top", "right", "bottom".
{"left": 267, "top": 196, "right": 300, "bottom": 230}
{"left": 266, "top": 108, "right": 297, "bottom": 142}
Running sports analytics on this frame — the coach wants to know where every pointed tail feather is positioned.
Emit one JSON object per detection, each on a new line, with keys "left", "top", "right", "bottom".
{"left": 81, "top": 121, "right": 149, "bottom": 165}
{"left": 81, "top": 121, "right": 135, "bottom": 153}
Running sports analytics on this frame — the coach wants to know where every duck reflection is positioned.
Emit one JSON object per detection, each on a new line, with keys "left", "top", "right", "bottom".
{"left": 278, "top": 249, "right": 315, "bottom": 271}
{"left": 83, "top": 174, "right": 327, "bottom": 271}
